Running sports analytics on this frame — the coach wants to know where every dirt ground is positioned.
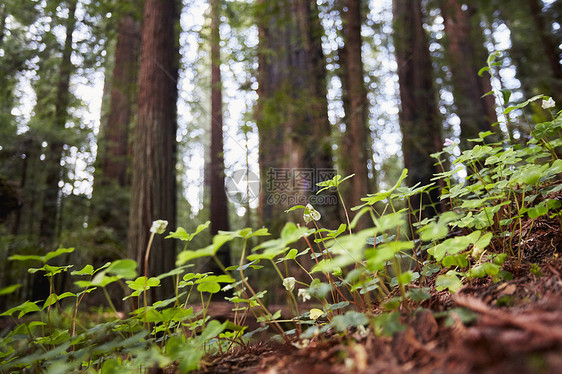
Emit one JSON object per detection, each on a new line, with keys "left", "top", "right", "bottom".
{"left": 193, "top": 215, "right": 562, "bottom": 374}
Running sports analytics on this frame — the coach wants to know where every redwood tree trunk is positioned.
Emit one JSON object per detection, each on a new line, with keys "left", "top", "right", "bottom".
{"left": 256, "top": 0, "right": 287, "bottom": 234}
{"left": 209, "top": 0, "right": 230, "bottom": 267}
{"left": 34, "top": 0, "right": 77, "bottom": 300}
{"left": 393, "top": 0, "right": 443, "bottom": 219}
{"left": 0, "top": 4, "right": 6, "bottom": 49}
{"left": 497, "top": 0, "right": 562, "bottom": 109}
{"left": 528, "top": 0, "right": 562, "bottom": 106}
{"left": 128, "top": 0, "right": 178, "bottom": 295}
{"left": 94, "top": 5, "right": 141, "bottom": 242}
{"left": 256, "top": 0, "right": 339, "bottom": 233}
{"left": 440, "top": 0, "right": 498, "bottom": 150}
{"left": 102, "top": 14, "right": 140, "bottom": 187}
{"left": 38, "top": 0, "right": 77, "bottom": 246}
{"left": 339, "top": 0, "right": 371, "bottom": 228}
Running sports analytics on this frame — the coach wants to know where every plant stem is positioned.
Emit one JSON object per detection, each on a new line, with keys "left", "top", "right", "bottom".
{"left": 143, "top": 232, "right": 156, "bottom": 328}
{"left": 337, "top": 188, "right": 352, "bottom": 235}
{"left": 238, "top": 239, "right": 288, "bottom": 341}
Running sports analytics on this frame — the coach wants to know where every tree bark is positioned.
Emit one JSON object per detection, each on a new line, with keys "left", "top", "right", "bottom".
{"left": 102, "top": 14, "right": 140, "bottom": 188}
{"left": 38, "top": 0, "right": 77, "bottom": 247}
{"left": 209, "top": 0, "right": 231, "bottom": 268}
{"left": 256, "top": 0, "right": 339, "bottom": 234}
{"left": 339, "top": 0, "right": 371, "bottom": 228}
{"left": 34, "top": 0, "right": 77, "bottom": 301}
{"left": 497, "top": 0, "right": 562, "bottom": 108}
{"left": 256, "top": 0, "right": 287, "bottom": 234}
{"left": 128, "top": 0, "right": 178, "bottom": 297}
{"left": 0, "top": 4, "right": 6, "bottom": 48}
{"left": 440, "top": 0, "right": 498, "bottom": 150}
{"left": 392, "top": 0, "right": 443, "bottom": 219}
{"left": 93, "top": 4, "right": 141, "bottom": 243}
{"left": 528, "top": 0, "right": 562, "bottom": 105}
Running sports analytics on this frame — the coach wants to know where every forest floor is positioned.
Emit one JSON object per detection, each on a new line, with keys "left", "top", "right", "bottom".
{"left": 193, "top": 215, "right": 562, "bottom": 374}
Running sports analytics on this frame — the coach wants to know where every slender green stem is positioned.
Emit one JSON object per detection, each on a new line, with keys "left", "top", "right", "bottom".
{"left": 337, "top": 188, "right": 352, "bottom": 235}
{"left": 238, "top": 239, "right": 288, "bottom": 341}
{"left": 142, "top": 232, "right": 156, "bottom": 328}
{"left": 201, "top": 293, "right": 213, "bottom": 329}
{"left": 270, "top": 260, "right": 300, "bottom": 331}
{"left": 102, "top": 287, "right": 120, "bottom": 319}
{"left": 212, "top": 254, "right": 230, "bottom": 276}
{"left": 47, "top": 277, "right": 54, "bottom": 336}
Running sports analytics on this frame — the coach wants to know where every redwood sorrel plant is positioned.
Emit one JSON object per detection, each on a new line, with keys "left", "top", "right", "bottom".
{"left": 1, "top": 59, "right": 560, "bottom": 371}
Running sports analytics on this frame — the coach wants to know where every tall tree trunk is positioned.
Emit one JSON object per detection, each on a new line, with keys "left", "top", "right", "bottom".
{"left": 93, "top": 4, "right": 141, "bottom": 243}
{"left": 209, "top": 0, "right": 230, "bottom": 268}
{"left": 128, "top": 0, "right": 178, "bottom": 298}
{"left": 256, "top": 0, "right": 339, "bottom": 234}
{"left": 339, "top": 0, "right": 371, "bottom": 228}
{"left": 38, "top": 0, "right": 76, "bottom": 245}
{"left": 392, "top": 0, "right": 443, "bottom": 219}
{"left": 497, "top": 0, "right": 562, "bottom": 107}
{"left": 256, "top": 0, "right": 286, "bottom": 234}
{"left": 34, "top": 0, "right": 77, "bottom": 300}
{"left": 440, "top": 0, "right": 498, "bottom": 150}
{"left": 0, "top": 4, "right": 6, "bottom": 49}
{"left": 528, "top": 0, "right": 562, "bottom": 105}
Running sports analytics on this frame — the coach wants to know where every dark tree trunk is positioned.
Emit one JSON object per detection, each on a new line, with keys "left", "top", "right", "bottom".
{"left": 34, "top": 0, "right": 77, "bottom": 300}
{"left": 38, "top": 0, "right": 76, "bottom": 246}
{"left": 440, "top": 0, "right": 498, "bottom": 150}
{"left": 0, "top": 4, "right": 6, "bottom": 49}
{"left": 392, "top": 0, "right": 444, "bottom": 219}
{"left": 128, "top": 0, "right": 178, "bottom": 298}
{"left": 209, "top": 0, "right": 231, "bottom": 268}
{"left": 256, "top": 0, "right": 339, "bottom": 234}
{"left": 256, "top": 0, "right": 287, "bottom": 234}
{"left": 12, "top": 133, "right": 42, "bottom": 239}
{"left": 497, "top": 0, "right": 562, "bottom": 108}
{"left": 93, "top": 4, "right": 141, "bottom": 243}
{"left": 339, "top": 0, "right": 371, "bottom": 228}
{"left": 102, "top": 14, "right": 140, "bottom": 188}
{"left": 528, "top": 0, "right": 562, "bottom": 105}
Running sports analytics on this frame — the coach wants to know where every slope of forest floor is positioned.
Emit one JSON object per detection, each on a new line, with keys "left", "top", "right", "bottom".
{"left": 193, "top": 215, "right": 562, "bottom": 374}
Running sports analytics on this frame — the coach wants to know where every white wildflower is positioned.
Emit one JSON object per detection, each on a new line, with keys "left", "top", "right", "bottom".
{"left": 356, "top": 325, "right": 369, "bottom": 338}
{"left": 471, "top": 246, "right": 484, "bottom": 259}
{"left": 303, "top": 203, "right": 321, "bottom": 224}
{"left": 150, "top": 220, "right": 168, "bottom": 234}
{"left": 291, "top": 338, "right": 310, "bottom": 349}
{"left": 298, "top": 288, "right": 311, "bottom": 302}
{"left": 542, "top": 97, "right": 555, "bottom": 109}
{"left": 283, "top": 277, "right": 295, "bottom": 292}
{"left": 443, "top": 138, "right": 455, "bottom": 147}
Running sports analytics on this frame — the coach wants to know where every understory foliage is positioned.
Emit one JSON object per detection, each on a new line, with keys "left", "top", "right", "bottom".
{"left": 0, "top": 92, "right": 561, "bottom": 372}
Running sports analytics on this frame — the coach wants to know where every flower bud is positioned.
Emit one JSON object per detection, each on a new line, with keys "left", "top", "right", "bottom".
{"left": 150, "top": 220, "right": 168, "bottom": 234}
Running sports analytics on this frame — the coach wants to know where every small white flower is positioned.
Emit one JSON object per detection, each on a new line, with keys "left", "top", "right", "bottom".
{"left": 471, "top": 246, "right": 484, "bottom": 259}
{"left": 283, "top": 277, "right": 295, "bottom": 292}
{"left": 303, "top": 203, "right": 321, "bottom": 224}
{"left": 443, "top": 138, "right": 455, "bottom": 147}
{"left": 542, "top": 97, "right": 555, "bottom": 109}
{"left": 356, "top": 325, "right": 369, "bottom": 338}
{"left": 298, "top": 288, "right": 311, "bottom": 302}
{"left": 291, "top": 338, "right": 310, "bottom": 349}
{"left": 150, "top": 220, "right": 168, "bottom": 234}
